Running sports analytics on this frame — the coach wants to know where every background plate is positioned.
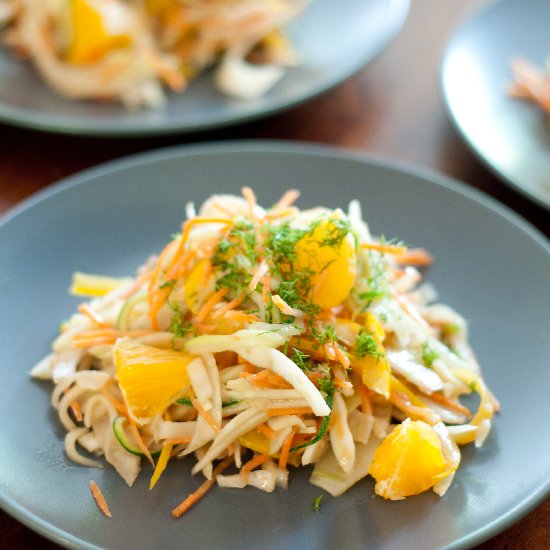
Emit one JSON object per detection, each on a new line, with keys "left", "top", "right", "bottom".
{"left": 0, "top": 0, "right": 409, "bottom": 137}
{"left": 1, "top": 141, "right": 549, "bottom": 550}
{"left": 441, "top": 0, "right": 550, "bottom": 210}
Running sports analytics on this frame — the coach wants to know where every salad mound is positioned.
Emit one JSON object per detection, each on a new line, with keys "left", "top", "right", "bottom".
{"left": 32, "top": 188, "right": 498, "bottom": 515}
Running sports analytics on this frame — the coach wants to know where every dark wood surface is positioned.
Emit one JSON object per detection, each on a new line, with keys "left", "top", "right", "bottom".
{"left": 0, "top": 1, "right": 548, "bottom": 548}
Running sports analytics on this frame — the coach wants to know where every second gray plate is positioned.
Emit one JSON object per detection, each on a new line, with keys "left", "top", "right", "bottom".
{"left": 442, "top": 0, "right": 550, "bottom": 210}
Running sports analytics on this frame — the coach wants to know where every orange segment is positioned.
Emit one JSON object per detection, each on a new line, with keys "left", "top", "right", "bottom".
{"left": 114, "top": 338, "right": 194, "bottom": 424}
{"left": 294, "top": 216, "right": 356, "bottom": 309}
{"left": 67, "top": 0, "right": 132, "bottom": 65}
{"left": 368, "top": 419, "right": 452, "bottom": 500}
{"left": 354, "top": 354, "right": 391, "bottom": 399}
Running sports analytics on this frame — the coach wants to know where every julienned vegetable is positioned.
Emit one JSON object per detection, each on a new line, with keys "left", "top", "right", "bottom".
{"left": 32, "top": 187, "right": 499, "bottom": 517}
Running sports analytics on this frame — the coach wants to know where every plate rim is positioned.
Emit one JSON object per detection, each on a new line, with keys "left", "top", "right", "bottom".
{"left": 1, "top": 140, "right": 549, "bottom": 550}
{"left": 0, "top": 0, "right": 410, "bottom": 137}
{"left": 440, "top": 0, "right": 550, "bottom": 211}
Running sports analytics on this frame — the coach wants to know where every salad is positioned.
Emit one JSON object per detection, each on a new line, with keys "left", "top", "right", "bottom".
{"left": 31, "top": 188, "right": 498, "bottom": 516}
{"left": 0, "top": 0, "right": 305, "bottom": 109}
{"left": 509, "top": 56, "right": 550, "bottom": 121}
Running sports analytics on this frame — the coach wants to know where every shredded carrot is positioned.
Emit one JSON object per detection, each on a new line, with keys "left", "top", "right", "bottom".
{"left": 323, "top": 342, "right": 337, "bottom": 361}
{"left": 191, "top": 396, "right": 221, "bottom": 432}
{"left": 334, "top": 346, "right": 351, "bottom": 369}
{"left": 316, "top": 308, "right": 337, "bottom": 322}
{"left": 127, "top": 417, "right": 155, "bottom": 466}
{"left": 355, "top": 382, "right": 373, "bottom": 415}
{"left": 212, "top": 294, "right": 245, "bottom": 319}
{"left": 243, "top": 362, "right": 257, "bottom": 374}
{"left": 276, "top": 189, "right": 300, "bottom": 209}
{"left": 167, "top": 248, "right": 195, "bottom": 280}
{"left": 272, "top": 294, "right": 304, "bottom": 317}
{"left": 390, "top": 391, "right": 435, "bottom": 424}
{"left": 196, "top": 288, "right": 228, "bottom": 323}
{"left": 257, "top": 423, "right": 277, "bottom": 439}
{"left": 427, "top": 392, "right": 472, "bottom": 418}
{"left": 150, "top": 444, "right": 173, "bottom": 490}
{"left": 69, "top": 400, "right": 83, "bottom": 422}
{"left": 240, "top": 453, "right": 269, "bottom": 481}
{"left": 278, "top": 426, "right": 298, "bottom": 470}
{"left": 361, "top": 242, "right": 408, "bottom": 255}
{"left": 266, "top": 407, "right": 313, "bottom": 417}
{"left": 241, "top": 186, "right": 258, "bottom": 221}
{"left": 261, "top": 273, "right": 272, "bottom": 304}
{"left": 395, "top": 247, "right": 433, "bottom": 266}
{"left": 72, "top": 329, "right": 152, "bottom": 349}
{"left": 249, "top": 259, "right": 269, "bottom": 291}
{"left": 100, "top": 386, "right": 127, "bottom": 416}
{"left": 78, "top": 303, "right": 110, "bottom": 328}
{"left": 264, "top": 207, "right": 297, "bottom": 220}
{"left": 89, "top": 480, "right": 112, "bottom": 518}
{"left": 391, "top": 290, "right": 432, "bottom": 330}
{"left": 242, "top": 369, "right": 292, "bottom": 389}
{"left": 148, "top": 218, "right": 231, "bottom": 328}
{"left": 172, "top": 455, "right": 234, "bottom": 518}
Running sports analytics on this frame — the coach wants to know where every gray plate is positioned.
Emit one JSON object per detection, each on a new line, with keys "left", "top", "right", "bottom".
{"left": 0, "top": 0, "right": 409, "bottom": 137}
{"left": 1, "top": 141, "right": 549, "bottom": 550}
{"left": 441, "top": 0, "right": 550, "bottom": 210}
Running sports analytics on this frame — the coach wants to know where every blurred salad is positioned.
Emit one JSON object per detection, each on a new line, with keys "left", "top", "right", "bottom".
{"left": 0, "top": 0, "right": 306, "bottom": 108}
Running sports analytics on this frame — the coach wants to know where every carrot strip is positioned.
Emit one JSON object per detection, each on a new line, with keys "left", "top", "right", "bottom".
{"left": 264, "top": 207, "right": 297, "bottom": 220}
{"left": 266, "top": 407, "right": 313, "bottom": 417}
{"left": 191, "top": 396, "right": 221, "bottom": 432}
{"left": 72, "top": 336, "right": 117, "bottom": 348}
{"left": 242, "top": 370, "right": 292, "bottom": 389}
{"left": 261, "top": 273, "right": 272, "bottom": 303}
{"left": 241, "top": 186, "right": 258, "bottom": 221}
{"left": 334, "top": 346, "right": 351, "bottom": 369}
{"left": 127, "top": 417, "right": 155, "bottom": 466}
{"left": 427, "top": 392, "right": 472, "bottom": 418}
{"left": 257, "top": 423, "right": 277, "bottom": 439}
{"left": 101, "top": 386, "right": 127, "bottom": 416}
{"left": 78, "top": 303, "right": 110, "bottom": 328}
{"left": 361, "top": 242, "right": 407, "bottom": 255}
{"left": 196, "top": 288, "right": 228, "bottom": 323}
{"left": 391, "top": 290, "right": 431, "bottom": 330}
{"left": 172, "top": 455, "right": 234, "bottom": 518}
{"left": 69, "top": 400, "right": 83, "bottom": 422}
{"left": 249, "top": 259, "right": 269, "bottom": 291}
{"left": 150, "top": 444, "right": 173, "bottom": 490}
{"left": 276, "top": 189, "right": 300, "bottom": 209}
{"left": 272, "top": 294, "right": 304, "bottom": 317}
{"left": 212, "top": 294, "right": 245, "bottom": 318}
{"left": 240, "top": 453, "right": 269, "bottom": 481}
{"left": 356, "top": 382, "right": 373, "bottom": 415}
{"left": 323, "top": 342, "right": 337, "bottom": 361}
{"left": 394, "top": 247, "right": 433, "bottom": 266}
{"left": 278, "top": 426, "right": 298, "bottom": 470}
{"left": 89, "top": 480, "right": 112, "bottom": 518}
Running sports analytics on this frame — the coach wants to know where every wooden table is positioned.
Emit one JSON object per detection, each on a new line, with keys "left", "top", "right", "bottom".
{"left": 0, "top": 1, "right": 548, "bottom": 548}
